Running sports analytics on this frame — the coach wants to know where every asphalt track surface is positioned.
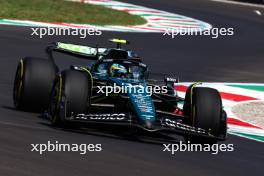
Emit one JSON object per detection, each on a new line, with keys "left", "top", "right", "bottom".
{"left": 0, "top": 0, "right": 263, "bottom": 175}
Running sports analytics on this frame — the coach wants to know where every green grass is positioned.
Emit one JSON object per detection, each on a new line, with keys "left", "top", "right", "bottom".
{"left": 0, "top": 0, "right": 146, "bottom": 25}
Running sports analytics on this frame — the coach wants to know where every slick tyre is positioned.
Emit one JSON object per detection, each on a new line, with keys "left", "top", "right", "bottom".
{"left": 50, "top": 70, "right": 92, "bottom": 126}
{"left": 183, "top": 86, "right": 227, "bottom": 144}
{"left": 13, "top": 57, "right": 57, "bottom": 112}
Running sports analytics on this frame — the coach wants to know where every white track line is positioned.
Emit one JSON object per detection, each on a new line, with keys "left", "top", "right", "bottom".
{"left": 254, "top": 10, "right": 262, "bottom": 15}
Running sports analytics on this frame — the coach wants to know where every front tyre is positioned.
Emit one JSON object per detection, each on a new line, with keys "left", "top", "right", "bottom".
{"left": 50, "top": 70, "right": 92, "bottom": 126}
{"left": 183, "top": 86, "right": 227, "bottom": 144}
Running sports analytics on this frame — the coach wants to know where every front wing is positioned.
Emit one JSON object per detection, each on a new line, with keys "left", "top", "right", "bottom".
{"left": 65, "top": 112, "right": 224, "bottom": 140}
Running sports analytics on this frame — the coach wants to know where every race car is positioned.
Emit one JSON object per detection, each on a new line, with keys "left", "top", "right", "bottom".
{"left": 13, "top": 39, "right": 227, "bottom": 144}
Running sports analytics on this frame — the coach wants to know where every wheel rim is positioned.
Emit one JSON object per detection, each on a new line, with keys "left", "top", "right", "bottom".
{"left": 13, "top": 60, "right": 24, "bottom": 108}
{"left": 50, "top": 76, "right": 62, "bottom": 123}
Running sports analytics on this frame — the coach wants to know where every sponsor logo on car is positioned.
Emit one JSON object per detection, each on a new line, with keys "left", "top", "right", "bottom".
{"left": 163, "top": 118, "right": 206, "bottom": 134}
{"left": 75, "top": 113, "right": 126, "bottom": 121}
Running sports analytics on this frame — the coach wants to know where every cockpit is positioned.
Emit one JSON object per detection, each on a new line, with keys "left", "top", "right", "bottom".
{"left": 93, "top": 59, "right": 147, "bottom": 81}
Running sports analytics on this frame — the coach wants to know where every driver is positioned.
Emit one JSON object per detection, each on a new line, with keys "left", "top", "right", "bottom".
{"left": 110, "top": 63, "right": 128, "bottom": 78}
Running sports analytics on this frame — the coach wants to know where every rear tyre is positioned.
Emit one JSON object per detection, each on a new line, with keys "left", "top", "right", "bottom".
{"left": 50, "top": 70, "right": 92, "bottom": 126}
{"left": 13, "top": 57, "right": 57, "bottom": 112}
{"left": 183, "top": 86, "right": 227, "bottom": 144}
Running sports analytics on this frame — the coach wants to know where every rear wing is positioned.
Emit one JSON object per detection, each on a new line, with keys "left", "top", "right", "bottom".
{"left": 46, "top": 42, "right": 107, "bottom": 61}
